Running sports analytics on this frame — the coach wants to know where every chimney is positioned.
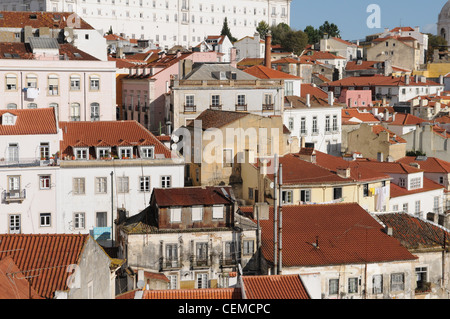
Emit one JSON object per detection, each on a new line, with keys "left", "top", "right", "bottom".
{"left": 328, "top": 91, "right": 334, "bottom": 106}
{"left": 440, "top": 75, "right": 444, "bottom": 85}
{"left": 254, "top": 202, "right": 269, "bottom": 221}
{"left": 385, "top": 226, "right": 393, "bottom": 236}
{"left": 405, "top": 74, "right": 410, "bottom": 85}
{"left": 264, "top": 32, "right": 272, "bottom": 69}
{"left": 230, "top": 47, "right": 237, "bottom": 68}
{"left": 306, "top": 94, "right": 311, "bottom": 107}
{"left": 336, "top": 166, "right": 351, "bottom": 178}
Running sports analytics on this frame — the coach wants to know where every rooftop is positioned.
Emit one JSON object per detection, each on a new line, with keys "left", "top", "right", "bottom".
{"left": 152, "top": 186, "right": 234, "bottom": 207}
{"left": 0, "top": 108, "right": 57, "bottom": 135}
{"left": 243, "top": 65, "right": 302, "bottom": 80}
{"left": 322, "top": 75, "right": 442, "bottom": 88}
{"left": 398, "top": 156, "right": 450, "bottom": 173}
{"left": 242, "top": 275, "right": 310, "bottom": 299}
{"left": 0, "top": 11, "right": 94, "bottom": 29}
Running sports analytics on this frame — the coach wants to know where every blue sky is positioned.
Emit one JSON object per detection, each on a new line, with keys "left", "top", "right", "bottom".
{"left": 290, "top": 0, "right": 447, "bottom": 40}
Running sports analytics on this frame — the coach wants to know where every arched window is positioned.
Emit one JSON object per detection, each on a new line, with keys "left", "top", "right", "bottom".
{"left": 70, "top": 75, "right": 81, "bottom": 90}
{"left": 70, "top": 103, "right": 80, "bottom": 121}
{"left": 89, "top": 75, "right": 100, "bottom": 91}
{"left": 7, "top": 103, "right": 17, "bottom": 109}
{"left": 90, "top": 102, "right": 100, "bottom": 121}
{"left": 441, "top": 28, "right": 447, "bottom": 40}
{"left": 5, "top": 74, "right": 17, "bottom": 91}
{"left": 27, "top": 103, "right": 37, "bottom": 109}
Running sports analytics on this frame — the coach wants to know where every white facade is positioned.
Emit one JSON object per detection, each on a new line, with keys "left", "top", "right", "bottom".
{"left": 2, "top": 0, "right": 291, "bottom": 50}
{"left": 234, "top": 33, "right": 265, "bottom": 61}
{"left": 0, "top": 58, "right": 117, "bottom": 121}
{"left": 390, "top": 187, "right": 445, "bottom": 220}
{"left": 374, "top": 83, "right": 444, "bottom": 105}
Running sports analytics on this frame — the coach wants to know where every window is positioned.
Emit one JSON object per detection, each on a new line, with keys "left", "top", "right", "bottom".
{"left": 196, "top": 243, "right": 208, "bottom": 263}
{"left": 281, "top": 190, "right": 293, "bottom": 205}
{"left": 8, "top": 176, "right": 20, "bottom": 195}
{"left": 26, "top": 74, "right": 37, "bottom": 88}
{"left": 140, "top": 146, "right": 154, "bottom": 159}
{"left": 410, "top": 177, "right": 422, "bottom": 190}
{"left": 118, "top": 176, "right": 129, "bottom": 193}
{"left": 185, "top": 94, "right": 195, "bottom": 109}
{"left": 167, "top": 275, "right": 177, "bottom": 290}
{"left": 70, "top": 103, "right": 80, "bottom": 121}
{"left": 285, "top": 81, "right": 294, "bottom": 96}
{"left": 223, "top": 149, "right": 233, "bottom": 168}
{"left": 7, "top": 103, "right": 17, "bottom": 110}
{"left": 211, "top": 95, "right": 221, "bottom": 107}
{"left": 312, "top": 116, "right": 318, "bottom": 134}
{"left": 372, "top": 275, "right": 383, "bottom": 294}
{"left": 402, "top": 203, "right": 408, "bottom": 213}
{"left": 399, "top": 178, "right": 406, "bottom": 188}
{"left": 243, "top": 240, "right": 254, "bottom": 255}
{"left": 161, "top": 176, "right": 171, "bottom": 188}
{"left": 288, "top": 117, "right": 294, "bottom": 131}
{"left": 248, "top": 187, "right": 254, "bottom": 200}
{"left": 415, "top": 267, "right": 428, "bottom": 292}
{"left": 170, "top": 207, "right": 182, "bottom": 223}
{"left": 391, "top": 273, "right": 405, "bottom": 292}
{"left": 300, "top": 117, "right": 306, "bottom": 135}
{"left": 300, "top": 189, "right": 311, "bottom": 203}
{"left": 348, "top": 278, "right": 358, "bottom": 294}
{"left": 40, "top": 213, "right": 51, "bottom": 227}
{"left": 27, "top": 103, "right": 37, "bottom": 109}
{"left": 40, "top": 142, "right": 50, "bottom": 160}
{"left": 90, "top": 76, "right": 100, "bottom": 90}
{"left": 392, "top": 204, "right": 399, "bottom": 212}
{"left": 196, "top": 273, "right": 209, "bottom": 289}
{"left": 439, "top": 176, "right": 445, "bottom": 185}
{"left": 75, "top": 148, "right": 88, "bottom": 160}
{"left": 224, "top": 242, "right": 236, "bottom": 263}
{"left": 96, "top": 212, "right": 107, "bottom": 227}
{"left": 90, "top": 103, "right": 100, "bottom": 121}
{"left": 119, "top": 147, "right": 132, "bottom": 159}
{"left": 97, "top": 147, "right": 110, "bottom": 159}
{"left": 333, "top": 187, "right": 342, "bottom": 200}
{"left": 6, "top": 74, "right": 17, "bottom": 90}
{"left": 8, "top": 143, "right": 19, "bottom": 162}
{"left": 139, "top": 176, "right": 151, "bottom": 192}
{"left": 263, "top": 93, "right": 273, "bottom": 108}
{"left": 363, "top": 184, "right": 369, "bottom": 197}
{"left": 329, "top": 279, "right": 339, "bottom": 295}
{"left": 434, "top": 196, "right": 440, "bottom": 214}
{"left": 166, "top": 244, "right": 178, "bottom": 266}
{"left": 48, "top": 75, "right": 59, "bottom": 95}
{"left": 212, "top": 205, "right": 224, "bottom": 219}
{"left": 415, "top": 200, "right": 421, "bottom": 217}
{"left": 192, "top": 206, "right": 203, "bottom": 221}
{"left": 237, "top": 94, "right": 246, "bottom": 106}
{"left": 74, "top": 213, "right": 85, "bottom": 229}
{"left": 39, "top": 175, "right": 51, "bottom": 190}
{"left": 73, "top": 178, "right": 85, "bottom": 195}
{"left": 325, "top": 115, "right": 331, "bottom": 133}
{"left": 70, "top": 75, "right": 80, "bottom": 90}
{"left": 9, "top": 215, "right": 20, "bottom": 234}
{"left": 95, "top": 177, "right": 107, "bottom": 194}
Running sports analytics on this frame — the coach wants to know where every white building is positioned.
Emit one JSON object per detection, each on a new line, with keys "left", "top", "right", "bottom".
{"left": 284, "top": 94, "right": 343, "bottom": 156}
{"left": 0, "top": 108, "right": 61, "bottom": 234}
{"left": 0, "top": 0, "right": 292, "bottom": 50}
{"left": 234, "top": 33, "right": 265, "bottom": 62}
{"left": 318, "top": 36, "right": 362, "bottom": 62}
{"left": 0, "top": 39, "right": 117, "bottom": 122}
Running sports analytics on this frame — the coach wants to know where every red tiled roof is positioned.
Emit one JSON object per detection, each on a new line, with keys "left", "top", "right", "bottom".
{"left": 285, "top": 95, "right": 335, "bottom": 108}
{"left": 152, "top": 186, "right": 233, "bottom": 207}
{"left": 433, "top": 124, "right": 450, "bottom": 139}
{"left": 341, "top": 109, "right": 380, "bottom": 124}
{"left": 377, "top": 212, "right": 450, "bottom": 249}
{"left": 390, "top": 26, "right": 416, "bottom": 32}
{"left": 323, "top": 75, "right": 442, "bottom": 88}
{"left": 0, "top": 11, "right": 94, "bottom": 29}
{"left": 387, "top": 113, "right": 426, "bottom": 126}
{"left": 188, "top": 109, "right": 249, "bottom": 130}
{"left": 398, "top": 156, "right": 450, "bottom": 173}
{"left": 0, "top": 256, "right": 43, "bottom": 299}
{"left": 271, "top": 57, "right": 301, "bottom": 64}
{"left": 307, "top": 51, "right": 346, "bottom": 60}
{"left": 242, "top": 275, "right": 310, "bottom": 299}
{"left": 345, "top": 60, "right": 379, "bottom": 71}
{"left": 59, "top": 120, "right": 172, "bottom": 159}
{"left": 259, "top": 203, "right": 417, "bottom": 267}
{"left": 143, "top": 288, "right": 242, "bottom": 299}
{"left": 331, "top": 37, "right": 360, "bottom": 47}
{"left": 243, "top": 65, "right": 301, "bottom": 80}
{"left": 236, "top": 58, "right": 264, "bottom": 69}
{"left": 371, "top": 125, "right": 407, "bottom": 144}
{"left": 300, "top": 84, "right": 329, "bottom": 99}
{"left": 0, "top": 234, "right": 89, "bottom": 299}
{"left": 0, "top": 108, "right": 57, "bottom": 135}
{"left": 353, "top": 159, "right": 424, "bottom": 174}
{"left": 390, "top": 177, "right": 444, "bottom": 198}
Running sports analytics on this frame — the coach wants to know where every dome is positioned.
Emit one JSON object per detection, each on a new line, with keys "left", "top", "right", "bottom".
{"left": 439, "top": 0, "right": 450, "bottom": 19}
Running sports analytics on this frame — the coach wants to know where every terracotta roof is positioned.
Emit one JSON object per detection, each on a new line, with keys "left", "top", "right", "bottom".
{"left": 0, "top": 11, "right": 94, "bottom": 29}
{"left": 236, "top": 58, "right": 264, "bottom": 69}
{"left": 271, "top": 57, "right": 301, "bottom": 64}
{"left": 307, "top": 51, "right": 346, "bottom": 60}
{"left": 0, "top": 256, "right": 43, "bottom": 299}
{"left": 108, "top": 56, "right": 138, "bottom": 69}
{"left": 243, "top": 65, "right": 302, "bottom": 80}
{"left": 143, "top": 288, "right": 242, "bottom": 299}
{"left": 242, "top": 275, "right": 310, "bottom": 299}
{"left": 0, "top": 234, "right": 89, "bottom": 299}
{"left": 322, "top": 75, "right": 442, "bottom": 88}
{"left": 0, "top": 108, "right": 58, "bottom": 135}
{"left": 376, "top": 212, "right": 450, "bottom": 250}
{"left": 434, "top": 115, "right": 450, "bottom": 124}
{"left": 285, "top": 95, "right": 337, "bottom": 108}
{"left": 341, "top": 109, "right": 380, "bottom": 124}
{"left": 390, "top": 26, "right": 416, "bottom": 32}
{"left": 187, "top": 109, "right": 249, "bottom": 130}
{"left": 432, "top": 124, "right": 450, "bottom": 139}
{"left": 312, "top": 73, "right": 331, "bottom": 83}
{"left": 258, "top": 203, "right": 417, "bottom": 267}
{"left": 371, "top": 125, "right": 407, "bottom": 144}
{"left": 300, "top": 84, "right": 329, "bottom": 99}
{"left": 152, "top": 186, "right": 233, "bottom": 207}
{"left": 104, "top": 34, "right": 127, "bottom": 41}
{"left": 345, "top": 60, "right": 379, "bottom": 71}
{"left": 331, "top": 37, "right": 360, "bottom": 47}
{"left": 390, "top": 177, "right": 444, "bottom": 198}
{"left": 59, "top": 120, "right": 172, "bottom": 159}
{"left": 398, "top": 156, "right": 450, "bottom": 173}
{"left": 387, "top": 113, "right": 426, "bottom": 126}
{"left": 353, "top": 159, "right": 424, "bottom": 174}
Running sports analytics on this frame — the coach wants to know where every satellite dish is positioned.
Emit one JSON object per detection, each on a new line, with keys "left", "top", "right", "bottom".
{"left": 64, "top": 31, "right": 69, "bottom": 36}
{"left": 66, "top": 37, "right": 72, "bottom": 43}
{"left": 171, "top": 135, "right": 179, "bottom": 143}
{"left": 269, "top": 182, "right": 274, "bottom": 189}
{"left": 136, "top": 280, "right": 145, "bottom": 289}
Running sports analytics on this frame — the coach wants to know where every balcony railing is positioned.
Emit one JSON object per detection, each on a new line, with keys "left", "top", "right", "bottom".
{"left": 160, "top": 258, "right": 181, "bottom": 270}
{"left": 0, "top": 157, "right": 57, "bottom": 167}
{"left": 69, "top": 116, "right": 80, "bottom": 121}
{"left": 235, "top": 104, "right": 247, "bottom": 111}
{"left": 262, "top": 103, "right": 274, "bottom": 111}
{"left": 210, "top": 104, "right": 222, "bottom": 110}
{"left": 184, "top": 104, "right": 196, "bottom": 112}
{"left": 2, "top": 189, "right": 26, "bottom": 203}
{"left": 220, "top": 256, "right": 237, "bottom": 267}
{"left": 190, "top": 255, "right": 211, "bottom": 268}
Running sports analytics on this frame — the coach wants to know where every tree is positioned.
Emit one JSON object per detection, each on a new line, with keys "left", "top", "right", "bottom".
{"left": 304, "top": 25, "right": 320, "bottom": 45}
{"left": 220, "top": 18, "right": 237, "bottom": 43}
{"left": 256, "top": 21, "right": 269, "bottom": 39}
{"left": 106, "top": 26, "right": 113, "bottom": 35}
{"left": 406, "top": 150, "right": 426, "bottom": 157}
{"left": 269, "top": 22, "right": 291, "bottom": 45}
{"left": 283, "top": 30, "right": 308, "bottom": 55}
{"left": 318, "top": 21, "right": 341, "bottom": 38}
{"left": 426, "top": 33, "right": 448, "bottom": 62}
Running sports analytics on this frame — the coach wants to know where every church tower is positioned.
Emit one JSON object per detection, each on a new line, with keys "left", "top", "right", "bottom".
{"left": 438, "top": 0, "right": 450, "bottom": 43}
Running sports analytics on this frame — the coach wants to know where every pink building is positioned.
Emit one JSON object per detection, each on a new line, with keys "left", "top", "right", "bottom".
{"left": 122, "top": 51, "right": 220, "bottom": 134}
{"left": 339, "top": 89, "right": 373, "bottom": 107}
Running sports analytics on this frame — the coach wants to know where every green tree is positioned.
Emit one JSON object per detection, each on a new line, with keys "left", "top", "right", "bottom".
{"left": 318, "top": 21, "right": 341, "bottom": 38}
{"left": 106, "top": 26, "right": 113, "bottom": 35}
{"left": 220, "top": 17, "right": 237, "bottom": 43}
{"left": 256, "top": 21, "right": 269, "bottom": 39}
{"left": 304, "top": 25, "right": 321, "bottom": 45}
{"left": 426, "top": 33, "right": 448, "bottom": 62}
{"left": 269, "top": 22, "right": 291, "bottom": 45}
{"left": 283, "top": 30, "right": 309, "bottom": 55}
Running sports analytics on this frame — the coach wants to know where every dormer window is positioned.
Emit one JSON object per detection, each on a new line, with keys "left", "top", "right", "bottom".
{"left": 409, "top": 177, "right": 422, "bottom": 190}
{"left": 74, "top": 147, "right": 89, "bottom": 160}
{"left": 118, "top": 147, "right": 133, "bottom": 159}
{"left": 2, "top": 113, "right": 17, "bottom": 125}
{"left": 140, "top": 146, "right": 155, "bottom": 159}
{"left": 97, "top": 147, "right": 111, "bottom": 159}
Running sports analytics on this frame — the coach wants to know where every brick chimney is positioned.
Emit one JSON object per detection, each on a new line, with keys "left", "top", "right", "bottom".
{"left": 264, "top": 32, "right": 272, "bottom": 69}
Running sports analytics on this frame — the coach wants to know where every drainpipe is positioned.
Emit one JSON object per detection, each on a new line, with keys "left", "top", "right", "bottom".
{"left": 278, "top": 163, "right": 283, "bottom": 275}
{"left": 273, "top": 154, "right": 278, "bottom": 275}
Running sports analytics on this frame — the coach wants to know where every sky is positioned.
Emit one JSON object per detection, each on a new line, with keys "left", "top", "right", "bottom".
{"left": 289, "top": 0, "right": 448, "bottom": 41}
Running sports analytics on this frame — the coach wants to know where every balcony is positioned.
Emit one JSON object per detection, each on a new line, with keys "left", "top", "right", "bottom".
{"left": 0, "top": 157, "right": 57, "bottom": 168}
{"left": 2, "top": 189, "right": 26, "bottom": 203}
{"left": 69, "top": 116, "right": 80, "bottom": 121}
{"left": 262, "top": 103, "right": 274, "bottom": 111}
{"left": 210, "top": 104, "right": 222, "bottom": 110}
{"left": 190, "top": 256, "right": 211, "bottom": 269}
{"left": 220, "top": 256, "right": 237, "bottom": 267}
{"left": 235, "top": 104, "right": 247, "bottom": 111}
{"left": 184, "top": 104, "right": 196, "bottom": 113}
{"left": 160, "top": 258, "right": 181, "bottom": 270}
